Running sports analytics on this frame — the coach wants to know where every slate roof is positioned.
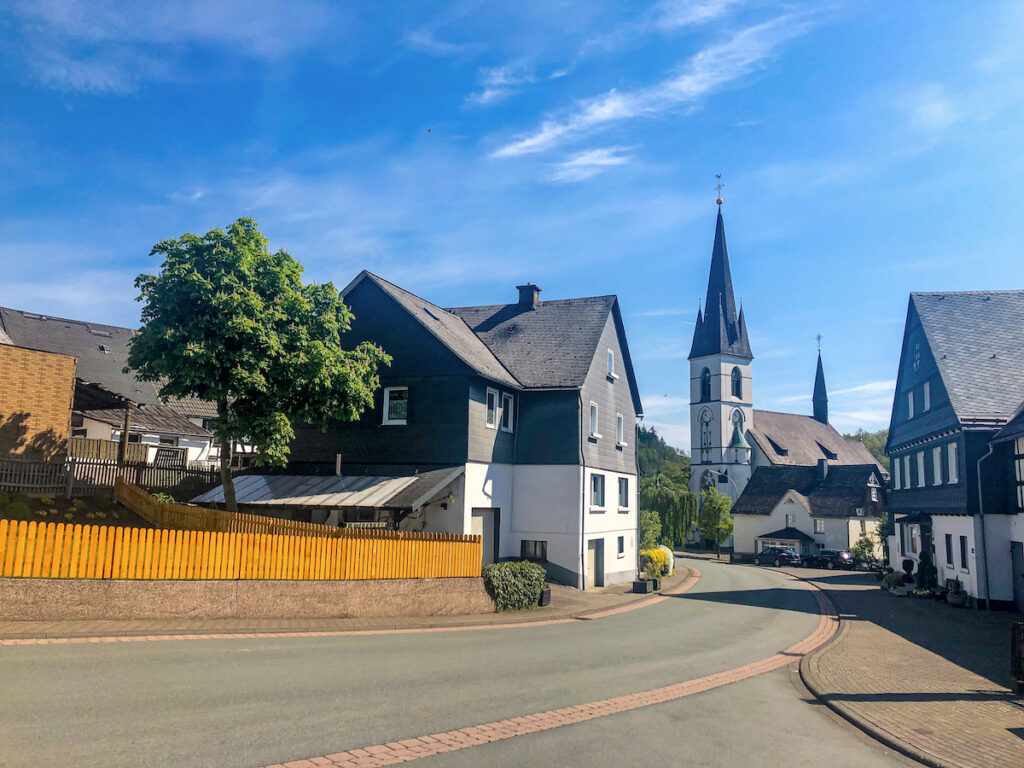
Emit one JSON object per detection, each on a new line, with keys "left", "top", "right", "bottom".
{"left": 688, "top": 208, "right": 753, "bottom": 360}
{"left": 77, "top": 404, "right": 212, "bottom": 438}
{"left": 0, "top": 306, "right": 218, "bottom": 419}
{"left": 345, "top": 273, "right": 520, "bottom": 389}
{"left": 756, "top": 527, "right": 816, "bottom": 544}
{"left": 913, "top": 290, "right": 1024, "bottom": 423}
{"left": 993, "top": 401, "right": 1024, "bottom": 444}
{"left": 732, "top": 464, "right": 882, "bottom": 518}
{"left": 749, "top": 409, "right": 881, "bottom": 467}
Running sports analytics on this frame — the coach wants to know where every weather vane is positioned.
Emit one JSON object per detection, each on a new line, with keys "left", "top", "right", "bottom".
{"left": 816, "top": 333, "right": 823, "bottom": 352}
{"left": 715, "top": 173, "right": 724, "bottom": 205}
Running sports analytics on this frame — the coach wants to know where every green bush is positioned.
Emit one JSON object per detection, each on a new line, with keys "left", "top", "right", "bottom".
{"left": 914, "top": 552, "right": 938, "bottom": 589}
{"left": 151, "top": 492, "right": 176, "bottom": 504}
{"left": 640, "top": 548, "right": 667, "bottom": 578}
{"left": 5, "top": 501, "right": 31, "bottom": 521}
{"left": 12, "top": 493, "right": 31, "bottom": 507}
{"left": 882, "top": 571, "right": 905, "bottom": 590}
{"left": 482, "top": 561, "right": 546, "bottom": 612}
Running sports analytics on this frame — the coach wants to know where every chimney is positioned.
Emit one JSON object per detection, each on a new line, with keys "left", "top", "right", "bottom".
{"left": 817, "top": 458, "right": 829, "bottom": 480}
{"left": 516, "top": 283, "right": 541, "bottom": 309}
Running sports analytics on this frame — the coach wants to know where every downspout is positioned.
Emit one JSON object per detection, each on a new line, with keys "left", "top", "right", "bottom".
{"left": 579, "top": 390, "right": 587, "bottom": 590}
{"left": 635, "top": 419, "right": 641, "bottom": 582}
{"left": 976, "top": 442, "right": 994, "bottom": 610}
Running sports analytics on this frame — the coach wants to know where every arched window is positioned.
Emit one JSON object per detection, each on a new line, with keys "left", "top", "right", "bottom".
{"left": 700, "top": 409, "right": 713, "bottom": 463}
{"left": 700, "top": 368, "right": 711, "bottom": 402}
{"left": 731, "top": 367, "right": 742, "bottom": 399}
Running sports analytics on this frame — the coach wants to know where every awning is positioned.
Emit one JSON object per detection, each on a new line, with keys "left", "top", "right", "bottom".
{"left": 755, "top": 526, "right": 816, "bottom": 544}
{"left": 894, "top": 511, "right": 932, "bottom": 525}
{"left": 191, "top": 467, "right": 463, "bottom": 509}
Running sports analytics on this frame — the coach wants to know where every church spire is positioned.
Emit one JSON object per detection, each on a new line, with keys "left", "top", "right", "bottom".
{"left": 688, "top": 204, "right": 753, "bottom": 361}
{"left": 813, "top": 344, "right": 828, "bottom": 424}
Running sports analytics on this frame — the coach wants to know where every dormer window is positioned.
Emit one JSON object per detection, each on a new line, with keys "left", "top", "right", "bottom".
{"left": 700, "top": 368, "right": 711, "bottom": 402}
{"left": 766, "top": 435, "right": 788, "bottom": 457}
{"left": 731, "top": 367, "right": 742, "bottom": 399}
{"left": 816, "top": 441, "right": 837, "bottom": 461}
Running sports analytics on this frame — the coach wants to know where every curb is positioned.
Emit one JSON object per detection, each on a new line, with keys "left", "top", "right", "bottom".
{"left": 0, "top": 566, "right": 701, "bottom": 645}
{"left": 797, "top": 581, "right": 952, "bottom": 768}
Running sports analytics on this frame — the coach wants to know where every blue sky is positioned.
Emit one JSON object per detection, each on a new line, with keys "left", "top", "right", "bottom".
{"left": 2, "top": 1, "right": 1022, "bottom": 451}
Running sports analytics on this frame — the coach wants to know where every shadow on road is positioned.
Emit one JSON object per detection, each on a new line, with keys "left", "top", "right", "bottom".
{"left": 818, "top": 690, "right": 1018, "bottom": 704}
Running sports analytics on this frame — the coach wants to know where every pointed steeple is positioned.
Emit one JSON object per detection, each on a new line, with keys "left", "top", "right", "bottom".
{"left": 813, "top": 350, "right": 828, "bottom": 424}
{"left": 688, "top": 206, "right": 753, "bottom": 360}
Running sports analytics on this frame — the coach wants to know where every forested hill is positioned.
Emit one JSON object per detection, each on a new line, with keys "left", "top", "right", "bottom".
{"left": 843, "top": 428, "right": 889, "bottom": 471}
{"left": 638, "top": 425, "right": 690, "bottom": 484}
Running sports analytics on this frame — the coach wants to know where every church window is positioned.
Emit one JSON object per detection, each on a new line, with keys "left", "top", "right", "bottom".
{"left": 700, "top": 409, "right": 712, "bottom": 463}
{"left": 700, "top": 368, "right": 711, "bottom": 402}
{"left": 731, "top": 367, "right": 742, "bottom": 399}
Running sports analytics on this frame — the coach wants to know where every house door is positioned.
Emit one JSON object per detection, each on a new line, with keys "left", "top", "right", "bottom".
{"left": 471, "top": 508, "right": 499, "bottom": 565}
{"left": 1011, "top": 542, "right": 1024, "bottom": 614}
{"left": 586, "top": 539, "right": 604, "bottom": 589}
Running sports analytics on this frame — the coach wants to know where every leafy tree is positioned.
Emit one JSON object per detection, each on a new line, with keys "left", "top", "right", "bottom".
{"left": 850, "top": 535, "right": 876, "bottom": 564}
{"left": 698, "top": 487, "right": 734, "bottom": 558}
{"left": 127, "top": 217, "right": 390, "bottom": 512}
{"left": 636, "top": 425, "right": 698, "bottom": 548}
{"left": 638, "top": 508, "right": 662, "bottom": 551}
{"left": 843, "top": 428, "right": 889, "bottom": 471}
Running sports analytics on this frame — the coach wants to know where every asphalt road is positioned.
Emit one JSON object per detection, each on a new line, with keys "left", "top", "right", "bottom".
{"left": 0, "top": 561, "right": 912, "bottom": 767}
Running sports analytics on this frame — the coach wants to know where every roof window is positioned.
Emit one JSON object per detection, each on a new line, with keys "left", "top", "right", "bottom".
{"left": 816, "top": 441, "right": 838, "bottom": 461}
{"left": 765, "top": 435, "right": 788, "bottom": 456}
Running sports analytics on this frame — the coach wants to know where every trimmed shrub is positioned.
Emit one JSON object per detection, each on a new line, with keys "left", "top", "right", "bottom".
{"left": 915, "top": 552, "right": 938, "bottom": 589}
{"left": 5, "top": 501, "right": 31, "bottom": 521}
{"left": 640, "top": 548, "right": 668, "bottom": 578}
{"left": 882, "top": 571, "right": 904, "bottom": 590}
{"left": 482, "top": 561, "right": 546, "bottom": 612}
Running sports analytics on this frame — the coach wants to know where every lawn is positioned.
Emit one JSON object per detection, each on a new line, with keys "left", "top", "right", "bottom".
{"left": 0, "top": 491, "right": 155, "bottom": 529}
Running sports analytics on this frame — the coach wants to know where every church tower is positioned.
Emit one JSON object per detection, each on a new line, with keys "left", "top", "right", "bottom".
{"left": 688, "top": 202, "right": 755, "bottom": 506}
{"left": 812, "top": 349, "right": 829, "bottom": 424}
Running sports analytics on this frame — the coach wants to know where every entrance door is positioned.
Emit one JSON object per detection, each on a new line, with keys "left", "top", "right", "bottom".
{"left": 586, "top": 539, "right": 604, "bottom": 589}
{"left": 1012, "top": 541, "right": 1024, "bottom": 614}
{"left": 471, "top": 508, "right": 499, "bottom": 565}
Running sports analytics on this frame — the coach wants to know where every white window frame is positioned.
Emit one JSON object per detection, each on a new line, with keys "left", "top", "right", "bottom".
{"left": 382, "top": 386, "right": 409, "bottom": 425}
{"left": 814, "top": 518, "right": 825, "bottom": 534}
{"left": 616, "top": 413, "right": 626, "bottom": 446}
{"left": 916, "top": 451, "right": 926, "bottom": 488}
{"left": 923, "top": 381, "right": 931, "bottom": 411}
{"left": 786, "top": 513, "right": 794, "bottom": 527}
{"left": 893, "top": 458, "right": 901, "bottom": 490}
{"left": 617, "top": 535, "right": 625, "bottom": 558}
{"left": 870, "top": 486, "right": 879, "bottom": 502}
{"left": 932, "top": 446, "right": 942, "bottom": 486}
{"left": 485, "top": 387, "right": 499, "bottom": 430}
{"left": 607, "top": 349, "right": 618, "bottom": 380}
{"left": 590, "top": 401, "right": 601, "bottom": 439}
{"left": 948, "top": 442, "right": 958, "bottom": 484}
{"left": 907, "top": 391, "right": 914, "bottom": 420}
{"left": 500, "top": 392, "right": 514, "bottom": 433}
{"left": 618, "top": 477, "right": 629, "bottom": 510}
{"left": 590, "top": 473, "right": 606, "bottom": 510}
{"left": 903, "top": 455, "right": 911, "bottom": 488}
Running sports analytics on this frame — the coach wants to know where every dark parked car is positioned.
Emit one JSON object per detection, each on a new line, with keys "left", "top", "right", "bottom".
{"left": 753, "top": 547, "right": 802, "bottom": 567}
{"left": 802, "top": 549, "right": 854, "bottom": 570}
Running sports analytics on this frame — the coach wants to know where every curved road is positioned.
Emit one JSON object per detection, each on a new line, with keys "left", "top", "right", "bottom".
{"left": 0, "top": 560, "right": 912, "bottom": 767}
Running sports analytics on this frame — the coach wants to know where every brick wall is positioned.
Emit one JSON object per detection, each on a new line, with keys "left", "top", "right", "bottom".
{"left": 0, "top": 345, "right": 76, "bottom": 459}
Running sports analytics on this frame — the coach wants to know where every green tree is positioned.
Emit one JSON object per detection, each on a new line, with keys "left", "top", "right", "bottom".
{"left": 127, "top": 217, "right": 390, "bottom": 512}
{"left": 638, "top": 508, "right": 662, "bottom": 551}
{"left": 640, "top": 474, "right": 698, "bottom": 548}
{"left": 843, "top": 428, "right": 890, "bottom": 471}
{"left": 698, "top": 487, "right": 734, "bottom": 558}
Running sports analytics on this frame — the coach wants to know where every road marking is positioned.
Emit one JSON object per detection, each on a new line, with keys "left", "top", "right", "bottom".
{"left": 264, "top": 573, "right": 839, "bottom": 768}
{"left": 0, "top": 567, "right": 701, "bottom": 646}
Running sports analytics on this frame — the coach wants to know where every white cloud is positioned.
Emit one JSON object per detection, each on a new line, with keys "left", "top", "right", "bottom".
{"left": 581, "top": 0, "right": 745, "bottom": 56}
{"left": 465, "top": 63, "right": 571, "bottom": 108}
{"left": 831, "top": 379, "right": 897, "bottom": 396}
{"left": 632, "top": 307, "right": 692, "bottom": 318}
{"left": 906, "top": 83, "right": 958, "bottom": 132}
{"left": 639, "top": 395, "right": 690, "bottom": 419}
{"left": 494, "top": 14, "right": 813, "bottom": 158}
{"left": 548, "top": 146, "right": 634, "bottom": 182}
{"left": 403, "top": 28, "right": 481, "bottom": 58}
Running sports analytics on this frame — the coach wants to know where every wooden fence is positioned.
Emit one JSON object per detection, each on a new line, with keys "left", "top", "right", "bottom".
{"left": 68, "top": 437, "right": 148, "bottom": 463}
{"left": 0, "top": 518, "right": 482, "bottom": 581}
{"left": 0, "top": 457, "right": 221, "bottom": 499}
{"left": 0, "top": 460, "right": 66, "bottom": 496}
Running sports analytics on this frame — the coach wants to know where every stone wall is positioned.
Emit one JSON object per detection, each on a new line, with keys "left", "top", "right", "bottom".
{"left": 0, "top": 577, "right": 495, "bottom": 621}
{"left": 0, "top": 344, "right": 76, "bottom": 459}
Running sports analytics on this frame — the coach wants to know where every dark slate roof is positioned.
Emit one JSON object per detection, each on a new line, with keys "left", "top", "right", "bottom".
{"left": 812, "top": 351, "right": 828, "bottom": 424}
{"left": 77, "top": 405, "right": 212, "bottom": 438}
{"left": 749, "top": 410, "right": 880, "bottom": 467}
{"left": 732, "top": 464, "right": 882, "bottom": 518}
{"left": 0, "top": 306, "right": 218, "bottom": 419}
{"left": 913, "top": 291, "right": 1024, "bottom": 423}
{"left": 993, "top": 401, "right": 1024, "bottom": 444}
{"left": 345, "top": 273, "right": 520, "bottom": 389}
{"left": 688, "top": 208, "right": 753, "bottom": 360}
{"left": 756, "top": 527, "right": 816, "bottom": 544}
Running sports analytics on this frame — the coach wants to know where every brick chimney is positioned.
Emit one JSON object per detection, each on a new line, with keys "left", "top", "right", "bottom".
{"left": 516, "top": 283, "right": 541, "bottom": 309}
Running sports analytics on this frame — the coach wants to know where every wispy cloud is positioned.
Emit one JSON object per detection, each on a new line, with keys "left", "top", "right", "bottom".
{"left": 464, "top": 63, "right": 569, "bottom": 108}
{"left": 493, "top": 14, "right": 813, "bottom": 158}
{"left": 905, "top": 83, "right": 958, "bottom": 132}
{"left": 632, "top": 307, "right": 692, "bottom": 318}
{"left": 403, "top": 28, "right": 481, "bottom": 58}
{"left": 548, "top": 146, "right": 633, "bottom": 182}
{"left": 832, "top": 379, "right": 896, "bottom": 396}
{"left": 582, "top": 0, "right": 746, "bottom": 56}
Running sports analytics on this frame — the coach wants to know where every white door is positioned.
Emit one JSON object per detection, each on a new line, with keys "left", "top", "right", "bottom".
{"left": 586, "top": 539, "right": 604, "bottom": 589}
{"left": 471, "top": 508, "right": 498, "bottom": 565}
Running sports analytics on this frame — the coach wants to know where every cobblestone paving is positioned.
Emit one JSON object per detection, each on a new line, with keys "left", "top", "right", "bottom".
{"left": 799, "top": 571, "right": 1024, "bottom": 768}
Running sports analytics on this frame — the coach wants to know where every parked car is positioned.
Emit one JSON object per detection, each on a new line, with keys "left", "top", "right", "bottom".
{"left": 802, "top": 549, "right": 854, "bottom": 570}
{"left": 752, "top": 547, "right": 802, "bottom": 567}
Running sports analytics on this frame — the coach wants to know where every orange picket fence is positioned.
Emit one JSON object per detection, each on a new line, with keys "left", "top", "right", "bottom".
{"left": 0, "top": 519, "right": 482, "bottom": 581}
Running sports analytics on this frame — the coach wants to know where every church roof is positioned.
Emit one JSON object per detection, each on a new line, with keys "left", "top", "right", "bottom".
{"left": 688, "top": 208, "right": 753, "bottom": 361}
{"left": 748, "top": 409, "right": 881, "bottom": 467}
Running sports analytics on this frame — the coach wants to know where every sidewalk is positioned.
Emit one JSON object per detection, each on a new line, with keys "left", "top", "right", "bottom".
{"left": 798, "top": 570, "right": 1024, "bottom": 768}
{"left": 0, "top": 569, "right": 692, "bottom": 641}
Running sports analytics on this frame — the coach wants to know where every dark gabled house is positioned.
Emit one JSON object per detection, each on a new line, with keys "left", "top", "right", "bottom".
{"left": 276, "top": 272, "right": 644, "bottom": 589}
{"left": 885, "top": 290, "right": 1024, "bottom": 609}
{"left": 732, "top": 462, "right": 885, "bottom": 557}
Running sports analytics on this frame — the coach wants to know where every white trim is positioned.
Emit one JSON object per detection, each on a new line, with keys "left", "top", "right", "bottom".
{"left": 932, "top": 445, "right": 942, "bottom": 486}
{"left": 606, "top": 349, "right": 618, "bottom": 380}
{"left": 616, "top": 413, "right": 626, "bottom": 446}
{"left": 923, "top": 381, "right": 931, "bottom": 411}
{"left": 590, "top": 472, "right": 606, "bottom": 509}
{"left": 947, "top": 441, "right": 958, "bottom": 484}
{"left": 916, "top": 451, "right": 926, "bottom": 488}
{"left": 589, "top": 401, "right": 601, "bottom": 439}
{"left": 382, "top": 386, "right": 408, "bottom": 425}
{"left": 907, "top": 391, "right": 914, "bottom": 420}
{"left": 500, "top": 392, "right": 514, "bottom": 433}
{"left": 485, "top": 387, "right": 499, "bottom": 430}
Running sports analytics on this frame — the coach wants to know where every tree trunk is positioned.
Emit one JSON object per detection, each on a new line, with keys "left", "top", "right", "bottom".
{"left": 217, "top": 401, "right": 238, "bottom": 514}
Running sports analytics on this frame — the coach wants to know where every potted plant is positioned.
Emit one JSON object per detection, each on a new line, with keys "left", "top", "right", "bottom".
{"left": 946, "top": 579, "right": 967, "bottom": 607}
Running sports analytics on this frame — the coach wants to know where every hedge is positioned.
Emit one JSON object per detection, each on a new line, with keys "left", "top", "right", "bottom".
{"left": 482, "top": 561, "right": 546, "bottom": 611}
